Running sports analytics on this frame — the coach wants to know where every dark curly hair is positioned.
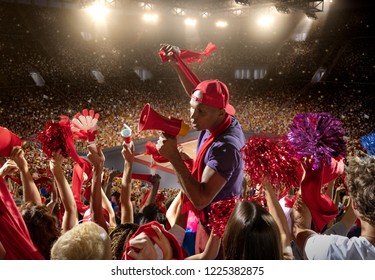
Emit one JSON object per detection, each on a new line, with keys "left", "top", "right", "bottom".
{"left": 109, "top": 223, "right": 139, "bottom": 260}
{"left": 19, "top": 202, "right": 60, "bottom": 259}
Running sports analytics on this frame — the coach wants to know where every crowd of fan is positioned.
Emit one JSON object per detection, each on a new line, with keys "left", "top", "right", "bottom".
{"left": 0, "top": 2, "right": 374, "bottom": 189}
{"left": 1, "top": 1, "right": 375, "bottom": 262}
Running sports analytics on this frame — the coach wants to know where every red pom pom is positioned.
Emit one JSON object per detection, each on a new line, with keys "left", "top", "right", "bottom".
{"left": 36, "top": 121, "right": 71, "bottom": 158}
{"left": 207, "top": 197, "right": 239, "bottom": 238}
{"left": 242, "top": 136, "right": 301, "bottom": 195}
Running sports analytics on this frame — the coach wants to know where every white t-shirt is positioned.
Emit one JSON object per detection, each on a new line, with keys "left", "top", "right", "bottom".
{"left": 304, "top": 235, "right": 375, "bottom": 260}
{"left": 154, "top": 224, "right": 186, "bottom": 260}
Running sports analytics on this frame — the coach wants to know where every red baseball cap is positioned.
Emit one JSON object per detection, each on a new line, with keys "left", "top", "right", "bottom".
{"left": 0, "top": 127, "right": 22, "bottom": 157}
{"left": 191, "top": 80, "right": 235, "bottom": 115}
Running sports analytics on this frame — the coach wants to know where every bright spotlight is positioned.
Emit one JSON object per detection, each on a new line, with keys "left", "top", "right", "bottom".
{"left": 216, "top": 20, "right": 228, "bottom": 28}
{"left": 174, "top": 7, "right": 186, "bottom": 16}
{"left": 256, "top": 15, "right": 274, "bottom": 27}
{"left": 233, "top": 9, "right": 243, "bottom": 16}
{"left": 85, "top": 3, "right": 109, "bottom": 24}
{"left": 184, "top": 18, "right": 197, "bottom": 27}
{"left": 142, "top": 13, "right": 159, "bottom": 23}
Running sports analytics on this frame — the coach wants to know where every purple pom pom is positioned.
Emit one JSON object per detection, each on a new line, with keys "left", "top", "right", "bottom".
{"left": 287, "top": 112, "right": 347, "bottom": 170}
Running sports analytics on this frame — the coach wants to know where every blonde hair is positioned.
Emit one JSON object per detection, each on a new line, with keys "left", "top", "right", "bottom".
{"left": 51, "top": 222, "right": 112, "bottom": 260}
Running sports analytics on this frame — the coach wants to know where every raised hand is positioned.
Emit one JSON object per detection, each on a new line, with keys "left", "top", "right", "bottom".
{"left": 121, "top": 142, "right": 134, "bottom": 163}
{"left": 87, "top": 144, "right": 105, "bottom": 169}
{"left": 0, "top": 159, "right": 19, "bottom": 177}
{"left": 159, "top": 43, "right": 181, "bottom": 56}
{"left": 49, "top": 149, "right": 64, "bottom": 173}
{"left": 10, "top": 146, "right": 28, "bottom": 172}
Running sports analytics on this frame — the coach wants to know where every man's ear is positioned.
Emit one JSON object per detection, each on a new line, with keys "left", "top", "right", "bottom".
{"left": 218, "top": 108, "right": 226, "bottom": 117}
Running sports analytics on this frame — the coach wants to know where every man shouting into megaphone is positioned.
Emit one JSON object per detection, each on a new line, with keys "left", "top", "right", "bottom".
{"left": 156, "top": 44, "right": 246, "bottom": 257}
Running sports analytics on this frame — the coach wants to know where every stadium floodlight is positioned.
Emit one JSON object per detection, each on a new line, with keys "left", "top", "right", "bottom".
{"left": 173, "top": 7, "right": 186, "bottom": 16}
{"left": 142, "top": 13, "right": 159, "bottom": 23}
{"left": 215, "top": 20, "right": 228, "bottom": 28}
{"left": 256, "top": 15, "right": 274, "bottom": 27}
{"left": 85, "top": 2, "right": 109, "bottom": 24}
{"left": 233, "top": 9, "right": 243, "bottom": 16}
{"left": 184, "top": 18, "right": 197, "bottom": 27}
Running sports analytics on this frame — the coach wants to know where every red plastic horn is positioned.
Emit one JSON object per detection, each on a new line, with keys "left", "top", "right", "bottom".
{"left": 0, "top": 127, "right": 22, "bottom": 157}
{"left": 138, "top": 103, "right": 189, "bottom": 137}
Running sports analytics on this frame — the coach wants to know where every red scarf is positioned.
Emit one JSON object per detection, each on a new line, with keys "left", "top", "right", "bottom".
{"left": 159, "top": 42, "right": 218, "bottom": 88}
{"left": 192, "top": 115, "right": 232, "bottom": 181}
{"left": 123, "top": 221, "right": 186, "bottom": 260}
{"left": 182, "top": 115, "right": 232, "bottom": 220}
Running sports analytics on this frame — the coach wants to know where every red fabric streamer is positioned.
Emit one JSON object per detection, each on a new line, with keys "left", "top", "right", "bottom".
{"left": 301, "top": 161, "right": 338, "bottom": 233}
{"left": 155, "top": 193, "right": 166, "bottom": 214}
{"left": 122, "top": 221, "right": 186, "bottom": 260}
{"left": 179, "top": 42, "right": 218, "bottom": 64}
{"left": 159, "top": 43, "right": 219, "bottom": 88}
{"left": 34, "top": 176, "right": 52, "bottom": 188}
{"left": 321, "top": 156, "right": 344, "bottom": 185}
{"left": 4, "top": 175, "right": 21, "bottom": 185}
{"left": 131, "top": 173, "right": 153, "bottom": 182}
{"left": 284, "top": 195, "right": 298, "bottom": 208}
{"left": 159, "top": 42, "right": 217, "bottom": 65}
{"left": 139, "top": 188, "right": 152, "bottom": 208}
{"left": 0, "top": 176, "right": 44, "bottom": 259}
{"left": 115, "top": 173, "right": 154, "bottom": 184}
{"left": 145, "top": 141, "right": 169, "bottom": 163}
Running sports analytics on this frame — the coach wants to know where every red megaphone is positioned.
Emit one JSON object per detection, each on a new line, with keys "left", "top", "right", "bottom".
{"left": 138, "top": 103, "right": 189, "bottom": 137}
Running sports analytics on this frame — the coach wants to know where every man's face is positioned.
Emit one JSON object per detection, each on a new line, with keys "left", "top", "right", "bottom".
{"left": 189, "top": 98, "right": 223, "bottom": 131}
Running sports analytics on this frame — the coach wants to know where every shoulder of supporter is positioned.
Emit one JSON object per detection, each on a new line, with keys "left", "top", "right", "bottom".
{"left": 304, "top": 234, "right": 375, "bottom": 260}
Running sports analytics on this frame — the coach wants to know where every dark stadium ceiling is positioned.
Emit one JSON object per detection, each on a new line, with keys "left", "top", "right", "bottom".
{"left": 107, "top": 0, "right": 323, "bottom": 16}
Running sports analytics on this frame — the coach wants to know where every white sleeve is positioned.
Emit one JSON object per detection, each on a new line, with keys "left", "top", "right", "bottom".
{"left": 168, "top": 224, "right": 186, "bottom": 246}
{"left": 304, "top": 234, "right": 335, "bottom": 260}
